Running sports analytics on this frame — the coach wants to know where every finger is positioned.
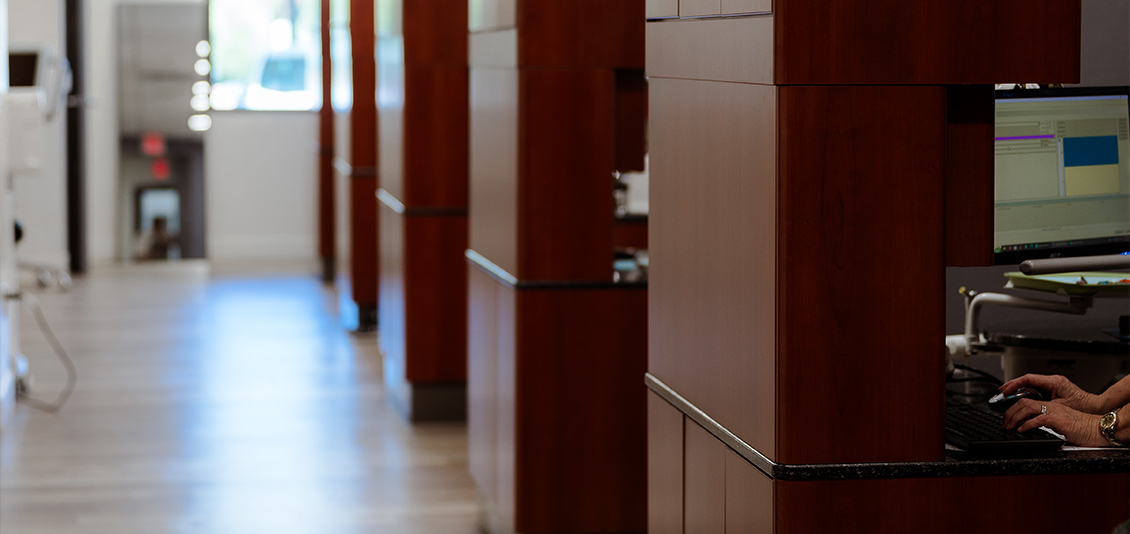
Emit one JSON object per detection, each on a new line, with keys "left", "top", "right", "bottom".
{"left": 1001, "top": 373, "right": 1049, "bottom": 393}
{"left": 1007, "top": 397, "right": 1035, "bottom": 426}
{"left": 1004, "top": 399, "right": 1040, "bottom": 429}
{"left": 1034, "top": 375, "right": 1074, "bottom": 398}
{"left": 999, "top": 377, "right": 1027, "bottom": 393}
{"left": 1017, "top": 414, "right": 1048, "bottom": 433}
{"left": 1016, "top": 373, "right": 1057, "bottom": 392}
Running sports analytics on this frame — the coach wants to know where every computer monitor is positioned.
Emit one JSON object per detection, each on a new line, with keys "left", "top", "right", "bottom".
{"left": 993, "top": 86, "right": 1130, "bottom": 265}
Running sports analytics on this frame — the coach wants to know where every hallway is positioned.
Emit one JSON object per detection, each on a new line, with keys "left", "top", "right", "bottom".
{"left": 0, "top": 264, "right": 479, "bottom": 533}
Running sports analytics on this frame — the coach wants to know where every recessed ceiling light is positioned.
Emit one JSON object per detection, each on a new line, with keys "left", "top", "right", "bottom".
{"left": 194, "top": 59, "right": 211, "bottom": 76}
{"left": 188, "top": 114, "right": 212, "bottom": 132}
{"left": 190, "top": 95, "right": 211, "bottom": 112}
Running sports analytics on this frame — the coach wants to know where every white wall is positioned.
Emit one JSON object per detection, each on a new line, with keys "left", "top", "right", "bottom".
{"left": 335, "top": 109, "right": 350, "bottom": 265}
{"left": 0, "top": 0, "right": 16, "bottom": 430}
{"left": 86, "top": 0, "right": 323, "bottom": 266}
{"left": 85, "top": 0, "right": 205, "bottom": 265}
{"left": 205, "top": 111, "right": 319, "bottom": 262}
{"left": 9, "top": 0, "right": 67, "bottom": 270}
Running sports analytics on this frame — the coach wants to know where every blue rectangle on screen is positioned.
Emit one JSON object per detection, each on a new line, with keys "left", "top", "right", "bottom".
{"left": 1063, "top": 135, "right": 1119, "bottom": 167}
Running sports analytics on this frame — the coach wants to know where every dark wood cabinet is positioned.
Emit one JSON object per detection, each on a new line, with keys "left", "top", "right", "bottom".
{"left": 467, "top": 1, "right": 649, "bottom": 531}
{"left": 644, "top": 2, "right": 1118, "bottom": 533}
{"left": 346, "top": 0, "right": 379, "bottom": 330}
{"left": 377, "top": 0, "right": 470, "bottom": 420}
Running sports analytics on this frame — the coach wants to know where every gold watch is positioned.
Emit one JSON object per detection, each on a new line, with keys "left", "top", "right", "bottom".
{"left": 1099, "top": 411, "right": 1122, "bottom": 447}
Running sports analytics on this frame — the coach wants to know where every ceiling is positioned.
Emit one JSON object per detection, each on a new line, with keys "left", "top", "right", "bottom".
{"left": 118, "top": 4, "right": 208, "bottom": 140}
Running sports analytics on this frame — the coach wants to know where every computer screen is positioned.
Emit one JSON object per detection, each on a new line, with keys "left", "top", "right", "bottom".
{"left": 993, "top": 86, "right": 1130, "bottom": 265}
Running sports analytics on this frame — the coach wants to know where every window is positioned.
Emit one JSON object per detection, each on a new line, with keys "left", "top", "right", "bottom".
{"left": 209, "top": 0, "right": 323, "bottom": 111}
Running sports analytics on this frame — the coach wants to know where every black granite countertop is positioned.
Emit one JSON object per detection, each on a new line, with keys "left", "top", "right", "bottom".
{"left": 647, "top": 373, "right": 1130, "bottom": 482}
{"left": 767, "top": 447, "right": 1130, "bottom": 481}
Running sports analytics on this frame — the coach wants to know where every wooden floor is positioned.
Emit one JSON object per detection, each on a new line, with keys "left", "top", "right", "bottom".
{"left": 0, "top": 263, "right": 480, "bottom": 533}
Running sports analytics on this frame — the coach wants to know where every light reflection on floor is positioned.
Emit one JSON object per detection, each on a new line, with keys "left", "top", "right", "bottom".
{"left": 0, "top": 266, "right": 478, "bottom": 534}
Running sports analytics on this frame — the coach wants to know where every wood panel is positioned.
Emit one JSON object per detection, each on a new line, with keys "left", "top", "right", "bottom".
{"left": 648, "top": 391, "right": 684, "bottom": 534}
{"left": 614, "top": 218, "right": 648, "bottom": 250}
{"left": 512, "top": 287, "right": 648, "bottom": 533}
{"left": 944, "top": 84, "right": 995, "bottom": 267}
{"left": 645, "top": 16, "right": 774, "bottom": 85}
{"left": 774, "top": 0, "right": 1081, "bottom": 84}
{"left": 469, "top": 0, "right": 515, "bottom": 33}
{"left": 467, "top": 267, "right": 517, "bottom": 534}
{"left": 648, "top": 78, "right": 777, "bottom": 459}
{"left": 351, "top": 0, "right": 377, "bottom": 167}
{"left": 403, "top": 215, "right": 468, "bottom": 382}
{"left": 615, "top": 69, "right": 648, "bottom": 174}
{"left": 350, "top": 0, "right": 379, "bottom": 324}
{"left": 517, "top": 68, "right": 616, "bottom": 281}
{"left": 775, "top": 474, "right": 1130, "bottom": 534}
{"left": 379, "top": 202, "right": 407, "bottom": 383}
{"left": 680, "top": 0, "right": 720, "bottom": 17}
{"left": 403, "top": 0, "right": 467, "bottom": 65}
{"left": 494, "top": 278, "right": 517, "bottom": 534}
{"left": 725, "top": 450, "right": 772, "bottom": 534}
{"left": 376, "top": 0, "right": 470, "bottom": 418}
{"left": 469, "top": 66, "right": 519, "bottom": 276}
{"left": 318, "top": 0, "right": 335, "bottom": 278}
{"left": 721, "top": 0, "right": 770, "bottom": 15}
{"left": 380, "top": 1, "right": 469, "bottom": 210}
{"left": 684, "top": 420, "right": 725, "bottom": 534}
{"left": 403, "top": 65, "right": 469, "bottom": 208}
{"left": 647, "top": 0, "right": 679, "bottom": 19}
{"left": 469, "top": 29, "right": 517, "bottom": 68}
{"left": 776, "top": 85, "right": 947, "bottom": 464}
{"left": 518, "top": 0, "right": 645, "bottom": 69}
{"left": 467, "top": 267, "right": 498, "bottom": 504}
{"left": 350, "top": 176, "right": 379, "bottom": 322}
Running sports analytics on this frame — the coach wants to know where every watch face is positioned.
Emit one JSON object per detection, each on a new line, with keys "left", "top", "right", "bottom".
{"left": 1101, "top": 413, "right": 1116, "bottom": 429}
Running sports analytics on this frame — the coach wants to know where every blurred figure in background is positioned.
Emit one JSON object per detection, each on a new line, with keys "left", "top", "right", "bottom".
{"left": 137, "top": 216, "right": 177, "bottom": 260}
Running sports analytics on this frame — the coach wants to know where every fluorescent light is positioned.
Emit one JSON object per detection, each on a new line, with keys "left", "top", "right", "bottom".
{"left": 188, "top": 114, "right": 212, "bottom": 132}
{"left": 196, "top": 40, "right": 211, "bottom": 57}
{"left": 190, "top": 95, "right": 211, "bottom": 112}
{"left": 268, "top": 19, "right": 294, "bottom": 51}
{"left": 192, "top": 81, "right": 211, "bottom": 96}
{"left": 194, "top": 59, "right": 211, "bottom": 76}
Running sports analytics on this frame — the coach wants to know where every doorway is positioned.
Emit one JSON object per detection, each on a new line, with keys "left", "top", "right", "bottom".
{"left": 116, "top": 4, "right": 208, "bottom": 261}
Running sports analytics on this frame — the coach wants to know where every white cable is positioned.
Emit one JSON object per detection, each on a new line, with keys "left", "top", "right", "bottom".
{"left": 5, "top": 291, "right": 76, "bottom": 413}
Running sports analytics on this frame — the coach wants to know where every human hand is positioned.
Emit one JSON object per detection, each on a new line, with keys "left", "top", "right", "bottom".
{"left": 999, "top": 374, "right": 1102, "bottom": 414}
{"left": 1003, "top": 398, "right": 1108, "bottom": 447}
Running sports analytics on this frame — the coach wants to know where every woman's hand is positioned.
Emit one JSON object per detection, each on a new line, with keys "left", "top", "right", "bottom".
{"left": 1003, "top": 398, "right": 1108, "bottom": 447}
{"left": 999, "top": 374, "right": 1102, "bottom": 414}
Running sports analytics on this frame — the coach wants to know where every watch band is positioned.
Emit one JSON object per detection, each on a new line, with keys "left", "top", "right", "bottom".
{"left": 1100, "top": 411, "right": 1123, "bottom": 447}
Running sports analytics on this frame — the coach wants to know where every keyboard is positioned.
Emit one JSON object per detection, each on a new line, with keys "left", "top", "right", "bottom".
{"left": 945, "top": 399, "right": 1065, "bottom": 452}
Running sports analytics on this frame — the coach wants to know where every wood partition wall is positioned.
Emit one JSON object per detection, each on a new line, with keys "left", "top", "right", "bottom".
{"left": 317, "top": 0, "right": 335, "bottom": 283}
{"left": 646, "top": 1, "right": 1128, "bottom": 533}
{"left": 375, "top": 0, "right": 470, "bottom": 421}
{"left": 346, "top": 0, "right": 378, "bottom": 330}
{"left": 466, "top": 1, "right": 649, "bottom": 532}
